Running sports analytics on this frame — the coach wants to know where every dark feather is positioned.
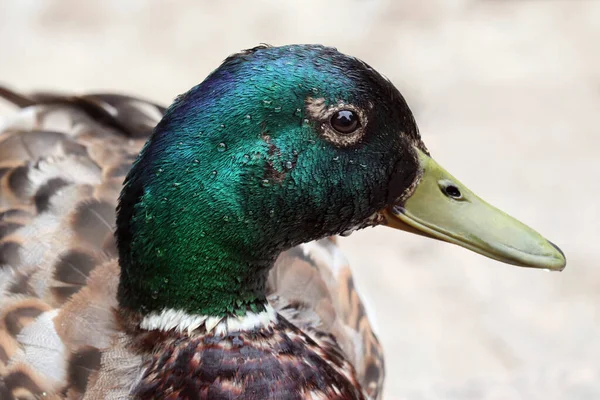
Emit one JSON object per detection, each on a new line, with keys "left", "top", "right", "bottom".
{"left": 34, "top": 177, "right": 70, "bottom": 213}
{"left": 66, "top": 346, "right": 102, "bottom": 394}
{"left": 51, "top": 249, "right": 100, "bottom": 303}
{"left": 70, "top": 199, "right": 115, "bottom": 247}
{"left": 0, "top": 240, "right": 21, "bottom": 266}
{"left": 1, "top": 299, "right": 51, "bottom": 338}
{"left": 0, "top": 222, "right": 21, "bottom": 240}
{"left": 6, "top": 165, "right": 29, "bottom": 199}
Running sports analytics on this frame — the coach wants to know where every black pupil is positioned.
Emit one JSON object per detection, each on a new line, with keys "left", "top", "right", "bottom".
{"left": 331, "top": 110, "right": 359, "bottom": 133}
{"left": 445, "top": 185, "right": 461, "bottom": 198}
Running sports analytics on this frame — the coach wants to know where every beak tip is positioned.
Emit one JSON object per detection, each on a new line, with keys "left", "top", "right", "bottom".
{"left": 549, "top": 240, "right": 566, "bottom": 259}
{"left": 548, "top": 240, "right": 567, "bottom": 271}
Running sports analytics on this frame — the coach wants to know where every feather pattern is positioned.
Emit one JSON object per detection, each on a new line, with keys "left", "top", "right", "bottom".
{"left": 0, "top": 87, "right": 384, "bottom": 399}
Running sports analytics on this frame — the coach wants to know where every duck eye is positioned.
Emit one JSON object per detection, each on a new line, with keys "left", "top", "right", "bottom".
{"left": 330, "top": 110, "right": 360, "bottom": 134}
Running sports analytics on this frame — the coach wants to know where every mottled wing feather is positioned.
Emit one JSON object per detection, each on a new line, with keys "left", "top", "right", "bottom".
{"left": 269, "top": 239, "right": 385, "bottom": 399}
{"left": 0, "top": 86, "right": 384, "bottom": 399}
{"left": 0, "top": 88, "right": 160, "bottom": 398}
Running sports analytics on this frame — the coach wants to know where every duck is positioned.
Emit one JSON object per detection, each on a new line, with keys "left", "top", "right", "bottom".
{"left": 0, "top": 44, "right": 566, "bottom": 399}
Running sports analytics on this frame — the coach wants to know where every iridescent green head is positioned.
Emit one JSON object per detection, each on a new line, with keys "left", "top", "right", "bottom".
{"left": 116, "top": 45, "right": 565, "bottom": 317}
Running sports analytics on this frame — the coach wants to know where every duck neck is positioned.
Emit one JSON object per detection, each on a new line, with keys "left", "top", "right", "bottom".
{"left": 116, "top": 166, "right": 284, "bottom": 317}
{"left": 120, "top": 235, "right": 273, "bottom": 318}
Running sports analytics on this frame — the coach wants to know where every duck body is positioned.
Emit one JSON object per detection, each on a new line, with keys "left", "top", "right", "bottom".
{"left": 0, "top": 50, "right": 384, "bottom": 398}
{"left": 0, "top": 44, "right": 565, "bottom": 399}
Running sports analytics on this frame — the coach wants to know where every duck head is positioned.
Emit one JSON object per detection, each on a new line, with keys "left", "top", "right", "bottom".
{"left": 116, "top": 45, "right": 565, "bottom": 317}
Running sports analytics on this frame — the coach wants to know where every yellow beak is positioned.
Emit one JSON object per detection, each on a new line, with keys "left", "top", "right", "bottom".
{"left": 383, "top": 148, "right": 566, "bottom": 271}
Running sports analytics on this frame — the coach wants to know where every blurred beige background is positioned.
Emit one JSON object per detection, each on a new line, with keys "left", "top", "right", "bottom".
{"left": 1, "top": 0, "right": 598, "bottom": 399}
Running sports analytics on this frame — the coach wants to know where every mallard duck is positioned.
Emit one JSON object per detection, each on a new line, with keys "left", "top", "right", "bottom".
{"left": 0, "top": 44, "right": 565, "bottom": 399}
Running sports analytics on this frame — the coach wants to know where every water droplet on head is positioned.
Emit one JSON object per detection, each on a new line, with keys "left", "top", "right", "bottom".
{"left": 193, "top": 159, "right": 200, "bottom": 164}
{"left": 156, "top": 248, "right": 164, "bottom": 257}
{"left": 294, "top": 108, "right": 302, "bottom": 117}
{"left": 172, "top": 182, "right": 181, "bottom": 188}
{"left": 163, "top": 278, "right": 169, "bottom": 284}
{"left": 273, "top": 106, "right": 282, "bottom": 113}
{"left": 333, "top": 156, "right": 340, "bottom": 162}
{"left": 211, "top": 170, "right": 218, "bottom": 178}
{"left": 269, "top": 209, "right": 275, "bottom": 217}
{"left": 151, "top": 290, "right": 159, "bottom": 300}
{"left": 261, "top": 179, "right": 271, "bottom": 187}
{"left": 223, "top": 215, "right": 230, "bottom": 222}
{"left": 217, "top": 142, "right": 227, "bottom": 152}
{"left": 218, "top": 124, "right": 226, "bottom": 130}
{"left": 263, "top": 99, "right": 272, "bottom": 106}
{"left": 241, "top": 154, "right": 251, "bottom": 164}
{"left": 302, "top": 119, "right": 310, "bottom": 126}
{"left": 245, "top": 114, "right": 252, "bottom": 120}
{"left": 284, "top": 161, "right": 293, "bottom": 170}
